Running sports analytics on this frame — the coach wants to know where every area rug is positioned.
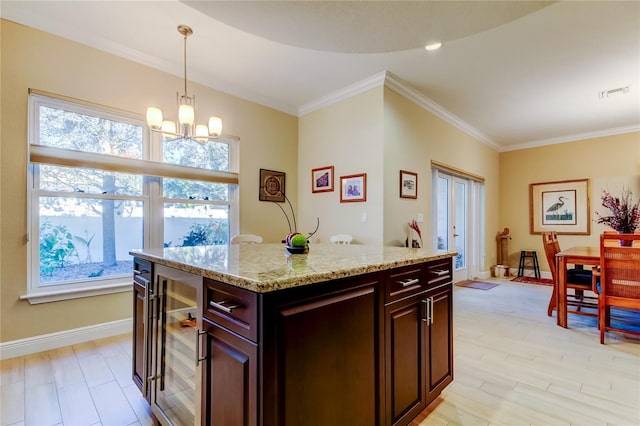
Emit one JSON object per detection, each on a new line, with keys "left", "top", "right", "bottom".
{"left": 511, "top": 276, "right": 554, "bottom": 286}
{"left": 455, "top": 280, "right": 499, "bottom": 290}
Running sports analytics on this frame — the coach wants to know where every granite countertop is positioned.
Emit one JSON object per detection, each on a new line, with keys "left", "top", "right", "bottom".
{"left": 130, "top": 243, "right": 456, "bottom": 293}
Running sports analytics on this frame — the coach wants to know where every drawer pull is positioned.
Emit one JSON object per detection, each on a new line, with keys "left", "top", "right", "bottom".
{"left": 432, "top": 269, "right": 448, "bottom": 277}
{"left": 133, "top": 269, "right": 149, "bottom": 275}
{"left": 398, "top": 278, "right": 420, "bottom": 288}
{"left": 209, "top": 300, "right": 241, "bottom": 313}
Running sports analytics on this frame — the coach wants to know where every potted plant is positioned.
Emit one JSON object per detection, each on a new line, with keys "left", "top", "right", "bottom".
{"left": 595, "top": 188, "right": 640, "bottom": 245}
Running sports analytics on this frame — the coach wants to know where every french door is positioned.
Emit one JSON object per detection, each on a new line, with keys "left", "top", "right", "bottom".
{"left": 433, "top": 169, "right": 484, "bottom": 282}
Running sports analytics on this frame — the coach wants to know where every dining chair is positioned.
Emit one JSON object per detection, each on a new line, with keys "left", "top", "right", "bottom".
{"left": 230, "top": 234, "right": 263, "bottom": 244}
{"left": 541, "top": 231, "right": 596, "bottom": 317}
{"left": 591, "top": 232, "right": 640, "bottom": 344}
{"left": 330, "top": 234, "right": 353, "bottom": 245}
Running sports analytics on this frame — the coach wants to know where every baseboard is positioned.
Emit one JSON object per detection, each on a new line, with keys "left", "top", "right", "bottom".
{"left": 0, "top": 318, "right": 132, "bottom": 360}
{"left": 475, "top": 270, "right": 491, "bottom": 280}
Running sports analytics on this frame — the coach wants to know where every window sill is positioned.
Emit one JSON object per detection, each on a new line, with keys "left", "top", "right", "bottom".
{"left": 20, "top": 281, "right": 131, "bottom": 304}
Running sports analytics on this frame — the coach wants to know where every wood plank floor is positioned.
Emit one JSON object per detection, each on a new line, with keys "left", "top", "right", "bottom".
{"left": 1, "top": 278, "right": 638, "bottom": 426}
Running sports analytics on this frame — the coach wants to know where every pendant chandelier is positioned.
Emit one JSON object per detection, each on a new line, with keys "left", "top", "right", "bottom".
{"left": 146, "top": 25, "right": 222, "bottom": 143}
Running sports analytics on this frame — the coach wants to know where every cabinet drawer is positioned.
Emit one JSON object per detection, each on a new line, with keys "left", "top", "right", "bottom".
{"left": 204, "top": 278, "right": 258, "bottom": 342}
{"left": 426, "top": 258, "right": 452, "bottom": 288}
{"left": 385, "top": 264, "right": 427, "bottom": 304}
{"left": 133, "top": 258, "right": 152, "bottom": 290}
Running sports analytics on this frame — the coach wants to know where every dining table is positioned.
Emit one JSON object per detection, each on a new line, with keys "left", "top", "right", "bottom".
{"left": 555, "top": 246, "right": 600, "bottom": 328}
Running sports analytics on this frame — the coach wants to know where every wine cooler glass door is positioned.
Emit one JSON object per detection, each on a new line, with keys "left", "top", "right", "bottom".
{"left": 152, "top": 269, "right": 201, "bottom": 425}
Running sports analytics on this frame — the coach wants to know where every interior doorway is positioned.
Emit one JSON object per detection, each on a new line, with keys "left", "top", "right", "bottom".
{"left": 432, "top": 166, "right": 485, "bottom": 282}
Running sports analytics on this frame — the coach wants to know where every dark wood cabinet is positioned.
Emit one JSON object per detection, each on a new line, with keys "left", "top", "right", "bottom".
{"left": 385, "top": 291, "right": 427, "bottom": 426}
{"left": 262, "top": 276, "right": 382, "bottom": 426}
{"left": 424, "top": 258, "right": 454, "bottom": 405}
{"left": 133, "top": 254, "right": 453, "bottom": 426}
{"left": 425, "top": 285, "right": 453, "bottom": 406}
{"left": 384, "top": 259, "right": 453, "bottom": 426}
{"left": 132, "top": 258, "right": 152, "bottom": 400}
{"left": 202, "top": 318, "right": 257, "bottom": 426}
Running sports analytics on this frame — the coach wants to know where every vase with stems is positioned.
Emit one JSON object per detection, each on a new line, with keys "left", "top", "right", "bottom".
{"left": 595, "top": 188, "right": 640, "bottom": 246}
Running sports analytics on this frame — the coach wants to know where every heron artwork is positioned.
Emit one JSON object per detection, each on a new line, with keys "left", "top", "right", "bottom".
{"left": 545, "top": 195, "right": 574, "bottom": 221}
{"left": 546, "top": 196, "right": 567, "bottom": 213}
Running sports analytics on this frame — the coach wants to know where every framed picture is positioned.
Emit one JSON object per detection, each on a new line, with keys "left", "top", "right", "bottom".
{"left": 259, "top": 168, "right": 286, "bottom": 202}
{"left": 311, "top": 166, "right": 334, "bottom": 193}
{"left": 400, "top": 170, "right": 418, "bottom": 199}
{"left": 529, "top": 178, "right": 590, "bottom": 235}
{"left": 340, "top": 173, "right": 367, "bottom": 203}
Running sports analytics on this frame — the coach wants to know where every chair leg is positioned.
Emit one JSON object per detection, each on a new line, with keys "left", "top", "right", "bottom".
{"left": 574, "top": 289, "right": 584, "bottom": 311}
{"left": 599, "top": 297, "right": 605, "bottom": 344}
{"left": 547, "top": 285, "right": 557, "bottom": 317}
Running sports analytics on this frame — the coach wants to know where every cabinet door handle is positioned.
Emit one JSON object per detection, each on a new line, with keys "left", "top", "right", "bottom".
{"left": 194, "top": 328, "right": 207, "bottom": 366}
{"left": 429, "top": 298, "right": 434, "bottom": 325}
{"left": 142, "top": 279, "right": 150, "bottom": 397}
{"left": 398, "top": 278, "right": 420, "bottom": 288}
{"left": 421, "top": 299, "right": 429, "bottom": 322}
{"left": 210, "top": 300, "right": 241, "bottom": 313}
{"left": 432, "top": 269, "right": 448, "bottom": 276}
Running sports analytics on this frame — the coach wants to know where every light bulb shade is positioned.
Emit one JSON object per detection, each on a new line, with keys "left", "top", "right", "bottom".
{"left": 146, "top": 107, "right": 163, "bottom": 129}
{"left": 179, "top": 104, "right": 195, "bottom": 126}
{"left": 195, "top": 124, "right": 208, "bottom": 138}
{"left": 208, "top": 116, "right": 222, "bottom": 137}
{"left": 161, "top": 120, "right": 177, "bottom": 135}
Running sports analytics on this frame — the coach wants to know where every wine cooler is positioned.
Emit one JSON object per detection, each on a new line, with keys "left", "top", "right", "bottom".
{"left": 149, "top": 264, "right": 203, "bottom": 425}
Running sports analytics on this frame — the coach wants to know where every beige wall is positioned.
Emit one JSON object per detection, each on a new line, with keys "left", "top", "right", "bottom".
{"left": 298, "top": 86, "right": 501, "bottom": 272}
{"left": 382, "top": 88, "right": 501, "bottom": 269}
{"left": 499, "top": 132, "right": 640, "bottom": 273}
{"left": 298, "top": 87, "right": 385, "bottom": 244}
{"left": 0, "top": 20, "right": 297, "bottom": 342}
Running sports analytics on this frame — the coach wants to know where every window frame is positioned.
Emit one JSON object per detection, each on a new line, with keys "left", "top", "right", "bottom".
{"left": 24, "top": 90, "right": 239, "bottom": 304}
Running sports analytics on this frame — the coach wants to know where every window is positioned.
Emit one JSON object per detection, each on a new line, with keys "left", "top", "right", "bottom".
{"left": 26, "top": 90, "right": 238, "bottom": 303}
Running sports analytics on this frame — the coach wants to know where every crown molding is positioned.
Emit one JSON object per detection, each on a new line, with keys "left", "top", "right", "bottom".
{"left": 382, "top": 72, "right": 497, "bottom": 149}
{"left": 500, "top": 124, "right": 640, "bottom": 152}
{"left": 298, "top": 71, "right": 388, "bottom": 116}
{"left": 298, "top": 70, "right": 498, "bottom": 150}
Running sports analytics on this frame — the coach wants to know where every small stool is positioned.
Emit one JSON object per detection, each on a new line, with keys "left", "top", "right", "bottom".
{"left": 518, "top": 250, "right": 540, "bottom": 278}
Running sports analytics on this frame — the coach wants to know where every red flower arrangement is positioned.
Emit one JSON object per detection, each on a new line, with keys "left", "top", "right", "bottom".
{"left": 595, "top": 188, "right": 640, "bottom": 234}
{"left": 407, "top": 219, "right": 423, "bottom": 248}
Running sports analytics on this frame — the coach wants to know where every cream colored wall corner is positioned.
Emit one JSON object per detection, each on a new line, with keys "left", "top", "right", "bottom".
{"left": 499, "top": 132, "right": 640, "bottom": 273}
{"left": 382, "top": 88, "right": 500, "bottom": 271}
{"left": 0, "top": 19, "right": 297, "bottom": 343}
{"left": 298, "top": 88, "right": 385, "bottom": 245}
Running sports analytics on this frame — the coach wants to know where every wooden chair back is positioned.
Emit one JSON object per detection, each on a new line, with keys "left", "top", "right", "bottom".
{"left": 597, "top": 232, "right": 640, "bottom": 343}
{"left": 541, "top": 231, "right": 561, "bottom": 281}
{"left": 542, "top": 231, "right": 596, "bottom": 318}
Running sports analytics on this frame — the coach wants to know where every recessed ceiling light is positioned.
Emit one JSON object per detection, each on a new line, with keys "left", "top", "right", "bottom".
{"left": 424, "top": 42, "right": 442, "bottom": 51}
{"left": 598, "top": 85, "right": 631, "bottom": 99}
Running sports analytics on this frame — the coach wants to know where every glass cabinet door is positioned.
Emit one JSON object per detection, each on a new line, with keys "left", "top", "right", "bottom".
{"left": 151, "top": 265, "right": 202, "bottom": 425}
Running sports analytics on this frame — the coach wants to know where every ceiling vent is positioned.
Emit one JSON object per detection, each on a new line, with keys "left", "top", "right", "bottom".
{"left": 598, "top": 85, "right": 631, "bottom": 99}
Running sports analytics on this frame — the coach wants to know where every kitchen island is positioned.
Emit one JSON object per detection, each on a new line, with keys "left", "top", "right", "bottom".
{"left": 131, "top": 243, "right": 455, "bottom": 426}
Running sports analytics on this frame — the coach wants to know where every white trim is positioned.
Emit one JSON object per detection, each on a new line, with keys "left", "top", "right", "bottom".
{"left": 383, "top": 72, "right": 497, "bottom": 149}
{"left": 498, "top": 125, "right": 640, "bottom": 152}
{"left": 20, "top": 280, "right": 132, "bottom": 304}
{"left": 30, "top": 144, "right": 239, "bottom": 184}
{"left": 298, "top": 71, "right": 387, "bottom": 116}
{"left": 298, "top": 71, "right": 499, "bottom": 150}
{"left": 0, "top": 319, "right": 132, "bottom": 360}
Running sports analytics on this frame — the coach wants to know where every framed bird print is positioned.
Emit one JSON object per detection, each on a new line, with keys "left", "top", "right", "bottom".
{"left": 529, "top": 179, "right": 590, "bottom": 235}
